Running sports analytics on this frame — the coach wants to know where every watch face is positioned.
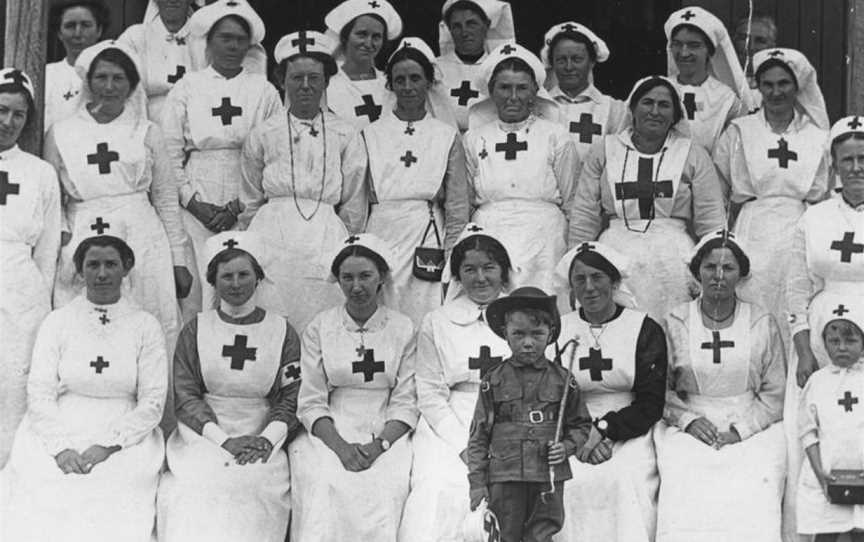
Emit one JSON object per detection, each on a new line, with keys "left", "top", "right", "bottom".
{"left": 598, "top": 420, "right": 608, "bottom": 431}
{"left": 380, "top": 438, "right": 390, "bottom": 451}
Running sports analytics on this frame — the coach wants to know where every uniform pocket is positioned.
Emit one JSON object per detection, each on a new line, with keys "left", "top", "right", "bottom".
{"left": 489, "top": 440, "right": 522, "bottom": 474}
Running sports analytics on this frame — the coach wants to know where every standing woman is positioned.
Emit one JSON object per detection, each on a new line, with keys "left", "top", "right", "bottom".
{"left": 324, "top": 0, "right": 403, "bottom": 130}
{"left": 463, "top": 43, "right": 579, "bottom": 292}
{"left": 399, "top": 223, "right": 512, "bottom": 542}
{"left": 364, "top": 37, "right": 468, "bottom": 326}
{"left": 239, "top": 31, "right": 368, "bottom": 333}
{"left": 162, "top": 0, "right": 282, "bottom": 315}
{"left": 550, "top": 242, "right": 667, "bottom": 542}
{"left": 292, "top": 234, "right": 418, "bottom": 542}
{"left": 568, "top": 76, "right": 726, "bottom": 321}
{"left": 44, "top": 40, "right": 192, "bottom": 358}
{"left": 1, "top": 235, "right": 167, "bottom": 542}
{"left": 714, "top": 47, "right": 829, "bottom": 348}
{"left": 655, "top": 230, "right": 787, "bottom": 542}
{"left": 664, "top": 6, "right": 749, "bottom": 153}
{"left": 158, "top": 232, "right": 300, "bottom": 542}
{"left": 541, "top": 22, "right": 627, "bottom": 160}
{"left": 44, "top": 0, "right": 108, "bottom": 132}
{"left": 0, "top": 69, "right": 62, "bottom": 468}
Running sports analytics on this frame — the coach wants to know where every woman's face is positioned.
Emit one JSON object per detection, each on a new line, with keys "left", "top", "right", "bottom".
{"left": 569, "top": 259, "right": 616, "bottom": 317}
{"left": 552, "top": 39, "right": 593, "bottom": 94}
{"left": 833, "top": 137, "right": 864, "bottom": 194}
{"left": 214, "top": 255, "right": 258, "bottom": 307}
{"left": 345, "top": 15, "right": 385, "bottom": 65}
{"left": 447, "top": 8, "right": 488, "bottom": 57}
{"left": 632, "top": 84, "right": 676, "bottom": 140}
{"left": 284, "top": 56, "right": 327, "bottom": 111}
{"left": 156, "top": 0, "right": 192, "bottom": 24}
{"left": 670, "top": 27, "right": 710, "bottom": 78}
{"left": 82, "top": 245, "right": 129, "bottom": 304}
{"left": 758, "top": 65, "right": 797, "bottom": 117}
{"left": 391, "top": 58, "right": 429, "bottom": 112}
{"left": 491, "top": 69, "right": 537, "bottom": 123}
{"left": 824, "top": 324, "right": 864, "bottom": 368}
{"left": 208, "top": 17, "right": 251, "bottom": 72}
{"left": 58, "top": 6, "right": 102, "bottom": 59}
{"left": 0, "top": 92, "right": 29, "bottom": 151}
{"left": 88, "top": 59, "right": 132, "bottom": 109}
{"left": 338, "top": 255, "right": 384, "bottom": 313}
{"left": 698, "top": 247, "right": 741, "bottom": 300}
{"left": 459, "top": 249, "right": 504, "bottom": 305}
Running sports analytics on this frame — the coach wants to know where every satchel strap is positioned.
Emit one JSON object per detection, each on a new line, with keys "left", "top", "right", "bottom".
{"left": 420, "top": 201, "right": 442, "bottom": 248}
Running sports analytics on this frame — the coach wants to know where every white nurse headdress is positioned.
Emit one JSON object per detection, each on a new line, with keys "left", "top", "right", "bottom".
{"left": 752, "top": 47, "right": 828, "bottom": 130}
{"left": 438, "top": 0, "right": 515, "bottom": 58}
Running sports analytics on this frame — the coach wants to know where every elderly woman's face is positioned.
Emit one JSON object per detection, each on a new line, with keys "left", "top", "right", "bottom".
{"left": 758, "top": 65, "right": 797, "bottom": 117}
{"left": 491, "top": 69, "right": 537, "bottom": 123}
{"left": 89, "top": 59, "right": 132, "bottom": 108}
{"left": 345, "top": 15, "right": 385, "bottom": 65}
{"left": 82, "top": 245, "right": 129, "bottom": 304}
{"left": 833, "top": 137, "right": 864, "bottom": 194}
{"left": 214, "top": 255, "right": 258, "bottom": 307}
{"left": 391, "top": 58, "right": 430, "bottom": 112}
{"left": 58, "top": 6, "right": 102, "bottom": 59}
{"left": 552, "top": 39, "right": 593, "bottom": 94}
{"left": 0, "top": 92, "right": 29, "bottom": 151}
{"left": 208, "top": 17, "right": 251, "bottom": 72}
{"left": 698, "top": 247, "right": 741, "bottom": 300}
{"left": 632, "top": 85, "right": 676, "bottom": 140}
{"left": 569, "top": 259, "right": 616, "bottom": 317}
{"left": 448, "top": 8, "right": 488, "bottom": 57}
{"left": 338, "top": 255, "right": 383, "bottom": 312}
{"left": 459, "top": 249, "right": 504, "bottom": 305}
{"left": 284, "top": 56, "right": 327, "bottom": 111}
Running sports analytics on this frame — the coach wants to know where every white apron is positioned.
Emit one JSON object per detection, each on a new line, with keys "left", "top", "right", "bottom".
{"left": 656, "top": 302, "right": 786, "bottom": 542}
{"left": 158, "top": 310, "right": 290, "bottom": 542}
{"left": 671, "top": 75, "right": 737, "bottom": 153}
{"left": 438, "top": 51, "right": 487, "bottom": 132}
{"left": 327, "top": 69, "right": 388, "bottom": 130}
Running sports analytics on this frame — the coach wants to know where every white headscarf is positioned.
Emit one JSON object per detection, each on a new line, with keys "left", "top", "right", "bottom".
{"left": 554, "top": 241, "right": 637, "bottom": 309}
{"left": 75, "top": 40, "right": 149, "bottom": 128}
{"left": 0, "top": 68, "right": 36, "bottom": 102}
{"left": 437, "top": 0, "right": 515, "bottom": 58}
{"left": 442, "top": 222, "right": 517, "bottom": 303}
{"left": 753, "top": 47, "right": 829, "bottom": 130}
{"left": 539, "top": 21, "right": 610, "bottom": 90}
{"left": 621, "top": 75, "right": 692, "bottom": 138}
{"left": 187, "top": 0, "right": 267, "bottom": 74}
{"left": 325, "top": 232, "right": 397, "bottom": 284}
{"left": 325, "top": 0, "right": 403, "bottom": 64}
{"left": 385, "top": 37, "right": 458, "bottom": 128}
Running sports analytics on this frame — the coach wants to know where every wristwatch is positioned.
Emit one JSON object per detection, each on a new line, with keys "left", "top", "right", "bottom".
{"left": 374, "top": 436, "right": 391, "bottom": 452}
{"left": 595, "top": 419, "right": 609, "bottom": 439}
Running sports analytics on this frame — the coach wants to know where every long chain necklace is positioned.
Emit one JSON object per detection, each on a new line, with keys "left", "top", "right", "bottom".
{"left": 287, "top": 109, "right": 327, "bottom": 221}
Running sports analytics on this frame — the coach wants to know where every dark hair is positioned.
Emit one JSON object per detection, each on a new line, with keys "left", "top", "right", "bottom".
{"left": 503, "top": 308, "right": 557, "bottom": 343}
{"left": 569, "top": 251, "right": 622, "bottom": 285}
{"left": 339, "top": 13, "right": 388, "bottom": 53}
{"left": 87, "top": 47, "right": 141, "bottom": 93}
{"left": 487, "top": 57, "right": 537, "bottom": 94}
{"left": 450, "top": 234, "right": 512, "bottom": 284}
{"left": 385, "top": 46, "right": 435, "bottom": 89}
{"left": 754, "top": 58, "right": 798, "bottom": 89}
{"left": 628, "top": 76, "right": 684, "bottom": 126}
{"left": 331, "top": 245, "right": 390, "bottom": 279}
{"left": 443, "top": 1, "right": 491, "bottom": 27}
{"left": 831, "top": 132, "right": 864, "bottom": 161}
{"left": 670, "top": 23, "right": 716, "bottom": 57}
{"left": 823, "top": 319, "right": 864, "bottom": 342}
{"left": 688, "top": 238, "right": 751, "bottom": 279}
{"left": 547, "top": 31, "right": 598, "bottom": 66}
{"left": 278, "top": 53, "right": 338, "bottom": 84}
{"left": 0, "top": 78, "right": 36, "bottom": 132}
{"left": 73, "top": 235, "right": 135, "bottom": 273}
{"left": 207, "top": 14, "right": 252, "bottom": 43}
{"left": 51, "top": 0, "right": 110, "bottom": 37}
{"left": 206, "top": 248, "right": 265, "bottom": 286}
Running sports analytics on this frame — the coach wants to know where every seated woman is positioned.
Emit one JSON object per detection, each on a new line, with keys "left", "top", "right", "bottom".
{"left": 292, "top": 234, "right": 418, "bottom": 542}
{"left": 0, "top": 235, "right": 166, "bottom": 542}
{"left": 550, "top": 241, "right": 667, "bottom": 542}
{"left": 568, "top": 75, "right": 726, "bottom": 321}
{"left": 399, "top": 223, "right": 512, "bottom": 542}
{"left": 655, "top": 230, "right": 787, "bottom": 542}
{"left": 157, "top": 232, "right": 301, "bottom": 542}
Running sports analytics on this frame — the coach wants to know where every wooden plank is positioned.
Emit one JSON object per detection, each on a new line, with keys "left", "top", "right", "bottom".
{"left": 822, "top": 0, "right": 848, "bottom": 120}
{"left": 850, "top": 0, "right": 864, "bottom": 114}
{"left": 4, "top": 0, "right": 50, "bottom": 154}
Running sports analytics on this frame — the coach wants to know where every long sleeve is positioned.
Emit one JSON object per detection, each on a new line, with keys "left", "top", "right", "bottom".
{"left": 685, "top": 144, "right": 727, "bottom": 237}
{"left": 159, "top": 83, "right": 195, "bottom": 206}
{"left": 804, "top": 151, "right": 830, "bottom": 203}
{"left": 385, "top": 326, "right": 420, "bottom": 429}
{"left": 173, "top": 318, "right": 220, "bottom": 434}
{"left": 42, "top": 128, "right": 73, "bottom": 234}
{"left": 415, "top": 316, "right": 465, "bottom": 449}
{"left": 662, "top": 312, "right": 702, "bottom": 431}
{"left": 560, "top": 379, "right": 593, "bottom": 457}
{"left": 601, "top": 317, "right": 668, "bottom": 441}
{"left": 786, "top": 218, "right": 820, "bottom": 335}
{"left": 261, "top": 319, "right": 303, "bottom": 446}
{"left": 33, "top": 163, "right": 62, "bottom": 288}
{"left": 553, "top": 135, "right": 582, "bottom": 239}
{"left": 712, "top": 124, "right": 737, "bottom": 202}
{"left": 146, "top": 124, "right": 190, "bottom": 266}
{"left": 567, "top": 141, "right": 606, "bottom": 246}
{"left": 98, "top": 314, "right": 168, "bottom": 448}
{"left": 798, "top": 374, "right": 820, "bottom": 449}
{"left": 466, "top": 385, "right": 492, "bottom": 491}
{"left": 731, "top": 312, "right": 786, "bottom": 440}
{"left": 297, "top": 315, "right": 332, "bottom": 431}
{"left": 26, "top": 313, "right": 72, "bottom": 456}
{"left": 237, "top": 126, "right": 266, "bottom": 229}
{"left": 441, "top": 134, "right": 469, "bottom": 251}
{"left": 463, "top": 132, "right": 479, "bottom": 211}
{"left": 338, "top": 131, "right": 369, "bottom": 234}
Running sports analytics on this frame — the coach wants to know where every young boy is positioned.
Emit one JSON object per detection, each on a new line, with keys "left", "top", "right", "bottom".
{"left": 797, "top": 300, "right": 864, "bottom": 542}
{"left": 466, "top": 286, "right": 593, "bottom": 542}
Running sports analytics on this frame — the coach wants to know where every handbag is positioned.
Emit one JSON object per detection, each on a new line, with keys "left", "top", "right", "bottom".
{"left": 826, "top": 469, "right": 864, "bottom": 505}
{"left": 413, "top": 202, "right": 445, "bottom": 282}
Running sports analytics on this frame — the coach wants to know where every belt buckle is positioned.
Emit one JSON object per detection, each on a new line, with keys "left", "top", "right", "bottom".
{"left": 528, "top": 410, "right": 544, "bottom": 424}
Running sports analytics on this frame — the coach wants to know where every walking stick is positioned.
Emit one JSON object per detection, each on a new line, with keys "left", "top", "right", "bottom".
{"left": 541, "top": 336, "right": 579, "bottom": 503}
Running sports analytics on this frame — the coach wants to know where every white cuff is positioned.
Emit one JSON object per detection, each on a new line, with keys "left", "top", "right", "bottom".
{"left": 801, "top": 431, "right": 819, "bottom": 450}
{"left": 179, "top": 186, "right": 197, "bottom": 207}
{"left": 259, "top": 421, "right": 288, "bottom": 449}
{"left": 202, "top": 422, "right": 229, "bottom": 446}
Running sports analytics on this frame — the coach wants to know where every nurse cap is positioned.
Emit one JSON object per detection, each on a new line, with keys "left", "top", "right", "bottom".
{"left": 274, "top": 31, "right": 337, "bottom": 64}
{"left": 0, "top": 68, "right": 35, "bottom": 102}
{"left": 75, "top": 39, "right": 143, "bottom": 82}
{"left": 204, "top": 231, "right": 268, "bottom": 270}
{"left": 830, "top": 115, "right": 864, "bottom": 146}
{"left": 688, "top": 229, "right": 751, "bottom": 269}
{"left": 753, "top": 47, "right": 828, "bottom": 130}
{"left": 438, "top": 0, "right": 515, "bottom": 58}
{"left": 812, "top": 293, "right": 864, "bottom": 344}
{"left": 556, "top": 241, "right": 630, "bottom": 284}
{"left": 327, "top": 233, "right": 396, "bottom": 282}
{"left": 189, "top": 0, "right": 266, "bottom": 45}
{"left": 387, "top": 37, "right": 438, "bottom": 69}
{"left": 540, "top": 22, "right": 610, "bottom": 68}
{"left": 480, "top": 42, "right": 547, "bottom": 90}
{"left": 325, "top": 0, "right": 403, "bottom": 40}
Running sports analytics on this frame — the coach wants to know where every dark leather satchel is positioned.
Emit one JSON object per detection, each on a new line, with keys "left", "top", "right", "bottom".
{"left": 413, "top": 202, "right": 444, "bottom": 282}
{"left": 827, "top": 470, "right": 864, "bottom": 505}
